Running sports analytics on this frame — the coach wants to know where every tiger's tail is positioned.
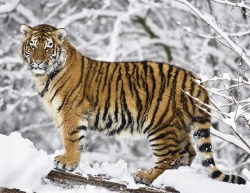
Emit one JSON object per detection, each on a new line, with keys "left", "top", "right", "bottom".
{"left": 192, "top": 119, "right": 246, "bottom": 185}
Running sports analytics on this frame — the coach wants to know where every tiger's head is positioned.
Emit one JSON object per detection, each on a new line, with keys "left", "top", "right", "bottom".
{"left": 20, "top": 24, "right": 67, "bottom": 76}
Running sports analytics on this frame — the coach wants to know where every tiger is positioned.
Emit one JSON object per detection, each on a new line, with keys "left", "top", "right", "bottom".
{"left": 19, "top": 24, "right": 246, "bottom": 185}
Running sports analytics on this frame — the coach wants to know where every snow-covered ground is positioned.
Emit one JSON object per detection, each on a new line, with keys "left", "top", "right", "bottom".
{"left": 0, "top": 132, "right": 249, "bottom": 193}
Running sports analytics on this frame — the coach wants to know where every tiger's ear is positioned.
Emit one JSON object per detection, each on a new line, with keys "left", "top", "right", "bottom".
{"left": 20, "top": 24, "right": 32, "bottom": 36}
{"left": 53, "top": 28, "right": 66, "bottom": 42}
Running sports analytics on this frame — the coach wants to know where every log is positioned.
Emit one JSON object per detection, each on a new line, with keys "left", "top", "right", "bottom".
{"left": 46, "top": 169, "right": 180, "bottom": 193}
{"left": 0, "top": 188, "right": 26, "bottom": 193}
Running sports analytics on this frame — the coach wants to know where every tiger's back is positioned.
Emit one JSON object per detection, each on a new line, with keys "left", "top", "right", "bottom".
{"left": 20, "top": 24, "right": 246, "bottom": 185}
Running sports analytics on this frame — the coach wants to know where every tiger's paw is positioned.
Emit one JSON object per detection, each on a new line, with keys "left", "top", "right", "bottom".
{"left": 54, "top": 154, "right": 79, "bottom": 172}
{"left": 134, "top": 169, "right": 156, "bottom": 185}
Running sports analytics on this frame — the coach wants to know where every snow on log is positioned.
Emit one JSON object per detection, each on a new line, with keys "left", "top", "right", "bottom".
{"left": 46, "top": 169, "right": 180, "bottom": 193}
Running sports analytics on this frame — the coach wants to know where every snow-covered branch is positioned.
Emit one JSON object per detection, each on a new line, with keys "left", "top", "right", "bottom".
{"left": 212, "top": 0, "right": 250, "bottom": 11}
{"left": 0, "top": 0, "right": 20, "bottom": 14}
{"left": 59, "top": 9, "right": 124, "bottom": 27}
{"left": 211, "top": 127, "right": 250, "bottom": 154}
{"left": 174, "top": 0, "right": 250, "bottom": 67}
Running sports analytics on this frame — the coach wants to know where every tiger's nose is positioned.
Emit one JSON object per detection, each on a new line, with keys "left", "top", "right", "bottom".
{"left": 34, "top": 60, "right": 43, "bottom": 65}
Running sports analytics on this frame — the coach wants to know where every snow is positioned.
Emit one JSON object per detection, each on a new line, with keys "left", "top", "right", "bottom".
{"left": 0, "top": 132, "right": 250, "bottom": 193}
{"left": 0, "top": 132, "right": 53, "bottom": 192}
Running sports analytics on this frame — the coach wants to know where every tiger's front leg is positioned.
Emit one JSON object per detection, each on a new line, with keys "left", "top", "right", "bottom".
{"left": 54, "top": 120, "right": 87, "bottom": 171}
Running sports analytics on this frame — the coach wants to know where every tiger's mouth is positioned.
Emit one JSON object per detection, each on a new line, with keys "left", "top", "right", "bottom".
{"left": 32, "top": 67, "right": 46, "bottom": 75}
{"left": 31, "top": 62, "right": 48, "bottom": 75}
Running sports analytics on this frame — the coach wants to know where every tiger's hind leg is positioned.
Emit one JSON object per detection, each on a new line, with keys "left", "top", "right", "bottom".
{"left": 134, "top": 125, "right": 183, "bottom": 185}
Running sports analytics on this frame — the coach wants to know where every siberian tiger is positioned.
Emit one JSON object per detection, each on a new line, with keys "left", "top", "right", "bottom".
{"left": 19, "top": 24, "right": 246, "bottom": 185}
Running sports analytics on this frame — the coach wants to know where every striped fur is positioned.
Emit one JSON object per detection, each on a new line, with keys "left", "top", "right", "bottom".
{"left": 20, "top": 24, "right": 246, "bottom": 185}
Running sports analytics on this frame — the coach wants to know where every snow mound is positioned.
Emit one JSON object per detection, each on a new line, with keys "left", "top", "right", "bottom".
{"left": 75, "top": 159, "right": 139, "bottom": 189}
{"left": 0, "top": 132, "right": 53, "bottom": 192}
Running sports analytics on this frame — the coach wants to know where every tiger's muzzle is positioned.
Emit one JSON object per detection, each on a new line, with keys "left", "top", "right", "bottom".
{"left": 31, "top": 60, "right": 48, "bottom": 75}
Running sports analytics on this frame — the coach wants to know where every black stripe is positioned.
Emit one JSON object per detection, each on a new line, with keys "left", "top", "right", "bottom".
{"left": 135, "top": 63, "right": 141, "bottom": 88}
{"left": 154, "top": 166, "right": 165, "bottom": 171}
{"left": 147, "top": 115, "right": 175, "bottom": 137}
{"left": 142, "top": 60, "right": 148, "bottom": 76}
{"left": 153, "top": 149, "right": 180, "bottom": 157}
{"left": 181, "top": 72, "right": 188, "bottom": 111}
{"left": 193, "top": 128, "right": 210, "bottom": 139}
{"left": 115, "top": 67, "right": 122, "bottom": 91}
{"left": 121, "top": 84, "right": 133, "bottom": 127}
{"left": 88, "top": 60, "right": 98, "bottom": 88}
{"left": 96, "top": 61, "right": 104, "bottom": 87}
{"left": 102, "top": 83, "right": 111, "bottom": 122}
{"left": 193, "top": 116, "right": 210, "bottom": 123}
{"left": 103, "top": 63, "right": 115, "bottom": 122}
{"left": 166, "top": 64, "right": 173, "bottom": 87}
{"left": 94, "top": 108, "right": 100, "bottom": 129}
{"left": 78, "top": 135, "right": 85, "bottom": 141}
{"left": 102, "top": 62, "right": 110, "bottom": 92}
{"left": 92, "top": 62, "right": 103, "bottom": 107}
{"left": 198, "top": 143, "right": 212, "bottom": 152}
{"left": 125, "top": 63, "right": 134, "bottom": 97}
{"left": 150, "top": 143, "right": 165, "bottom": 147}
{"left": 148, "top": 65, "right": 156, "bottom": 106}
{"left": 195, "top": 88, "right": 202, "bottom": 99}
{"left": 158, "top": 62, "right": 165, "bottom": 78}
{"left": 50, "top": 70, "right": 67, "bottom": 92}
{"left": 152, "top": 144, "right": 179, "bottom": 151}
{"left": 147, "top": 127, "right": 175, "bottom": 139}
{"left": 50, "top": 76, "right": 70, "bottom": 102}
{"left": 186, "top": 79, "right": 196, "bottom": 114}
{"left": 211, "top": 170, "right": 222, "bottom": 179}
{"left": 106, "top": 116, "right": 113, "bottom": 128}
{"left": 57, "top": 96, "right": 67, "bottom": 112}
{"left": 149, "top": 133, "right": 179, "bottom": 144}
{"left": 68, "top": 135, "right": 85, "bottom": 143}
{"left": 182, "top": 73, "right": 196, "bottom": 117}
{"left": 39, "top": 68, "right": 61, "bottom": 97}
{"left": 202, "top": 158, "right": 215, "bottom": 167}
{"left": 114, "top": 100, "right": 119, "bottom": 122}
{"left": 116, "top": 110, "right": 126, "bottom": 133}
{"left": 142, "top": 61, "right": 149, "bottom": 103}
{"left": 69, "top": 126, "right": 87, "bottom": 136}
{"left": 223, "top": 175, "right": 229, "bottom": 182}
